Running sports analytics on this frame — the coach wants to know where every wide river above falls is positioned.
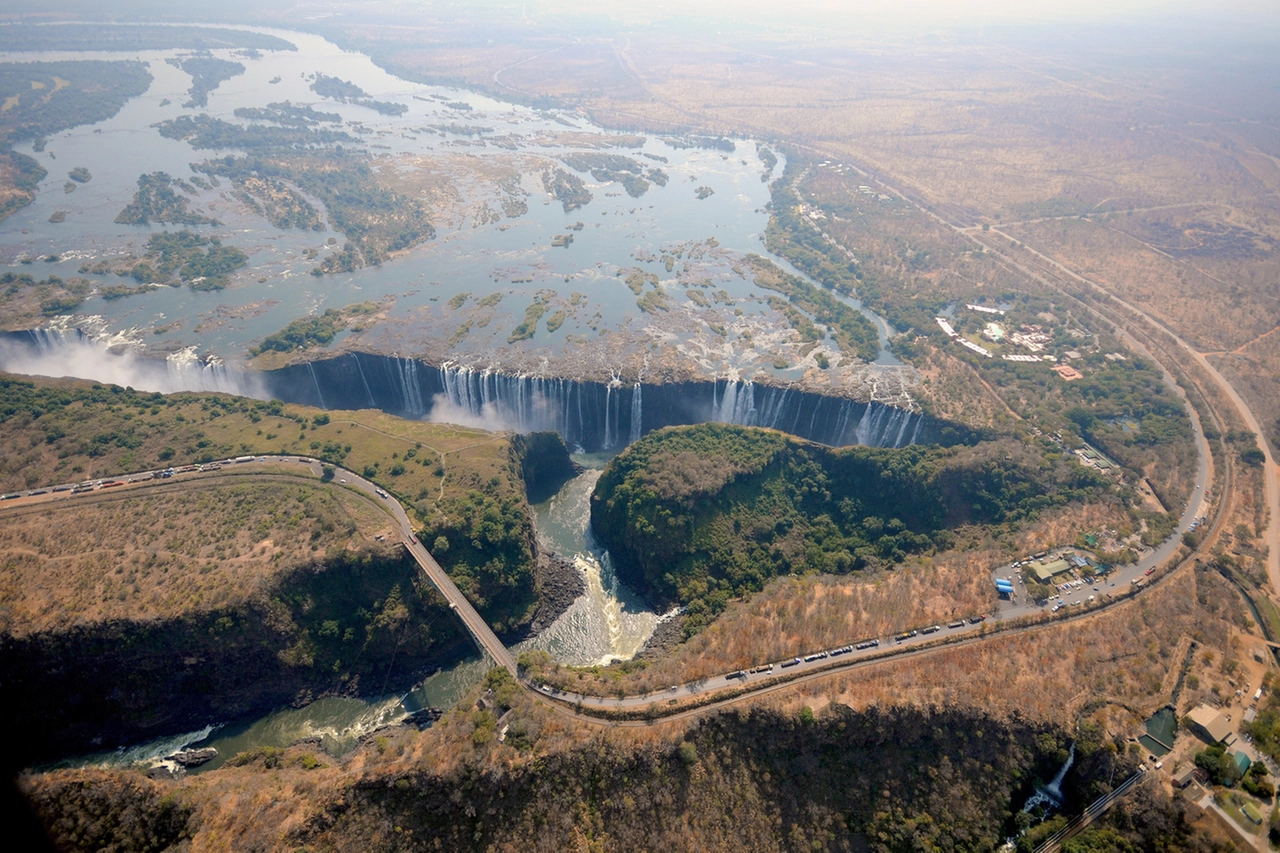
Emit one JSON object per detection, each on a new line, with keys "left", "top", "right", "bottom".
{"left": 0, "top": 23, "right": 901, "bottom": 392}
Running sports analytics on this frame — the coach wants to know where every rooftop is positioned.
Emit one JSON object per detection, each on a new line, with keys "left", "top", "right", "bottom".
{"left": 1188, "top": 704, "right": 1234, "bottom": 744}
{"left": 1028, "top": 559, "right": 1071, "bottom": 582}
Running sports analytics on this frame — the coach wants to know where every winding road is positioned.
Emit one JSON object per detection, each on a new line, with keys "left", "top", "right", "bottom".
{"left": 0, "top": 382, "right": 1218, "bottom": 722}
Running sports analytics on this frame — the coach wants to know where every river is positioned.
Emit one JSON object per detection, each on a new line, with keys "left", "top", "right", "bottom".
{"left": 0, "top": 23, "right": 906, "bottom": 395}
{"left": 45, "top": 456, "right": 658, "bottom": 773}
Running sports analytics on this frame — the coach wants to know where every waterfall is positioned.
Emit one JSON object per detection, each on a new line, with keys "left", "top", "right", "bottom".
{"left": 398, "top": 358, "right": 424, "bottom": 415}
{"left": 854, "top": 404, "right": 880, "bottom": 446}
{"left": 603, "top": 385, "right": 614, "bottom": 449}
{"left": 712, "top": 379, "right": 759, "bottom": 426}
{"left": 165, "top": 347, "right": 245, "bottom": 394}
{"left": 1046, "top": 743, "right": 1075, "bottom": 801}
{"left": 629, "top": 382, "right": 642, "bottom": 444}
{"left": 352, "top": 353, "right": 376, "bottom": 408}
{"left": 1023, "top": 743, "right": 1075, "bottom": 813}
{"left": 258, "top": 354, "right": 949, "bottom": 453}
{"left": 306, "top": 362, "right": 326, "bottom": 408}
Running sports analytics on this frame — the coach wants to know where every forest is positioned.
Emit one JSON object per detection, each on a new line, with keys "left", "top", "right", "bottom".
{"left": 0, "top": 23, "right": 295, "bottom": 53}
{"left": 592, "top": 423, "right": 1116, "bottom": 633}
{"left": 310, "top": 73, "right": 407, "bottom": 115}
{"left": 0, "top": 60, "right": 152, "bottom": 145}
{"left": 166, "top": 56, "right": 245, "bottom": 108}
{"left": 744, "top": 253, "right": 881, "bottom": 362}
{"left": 114, "top": 172, "right": 220, "bottom": 227}
{"left": 94, "top": 229, "right": 249, "bottom": 291}
{"left": 251, "top": 301, "right": 377, "bottom": 355}
{"left": 197, "top": 151, "right": 433, "bottom": 271}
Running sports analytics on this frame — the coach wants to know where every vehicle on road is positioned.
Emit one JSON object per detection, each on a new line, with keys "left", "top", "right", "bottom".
{"left": 376, "top": 489, "right": 388, "bottom": 498}
{"left": 948, "top": 621, "right": 965, "bottom": 629}
{"left": 781, "top": 657, "right": 801, "bottom": 668}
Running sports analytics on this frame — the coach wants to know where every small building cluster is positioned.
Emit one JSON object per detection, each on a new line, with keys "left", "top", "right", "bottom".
{"left": 935, "top": 317, "right": 993, "bottom": 358}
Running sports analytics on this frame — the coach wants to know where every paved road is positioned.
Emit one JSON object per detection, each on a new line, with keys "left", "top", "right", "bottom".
{"left": 0, "top": 457, "right": 519, "bottom": 677}
{"left": 978, "top": 226, "right": 1279, "bottom": 597}
{"left": 0, "top": 398, "right": 1212, "bottom": 715}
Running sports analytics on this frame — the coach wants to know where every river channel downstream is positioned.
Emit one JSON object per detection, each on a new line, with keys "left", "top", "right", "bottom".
{"left": 45, "top": 456, "right": 659, "bottom": 774}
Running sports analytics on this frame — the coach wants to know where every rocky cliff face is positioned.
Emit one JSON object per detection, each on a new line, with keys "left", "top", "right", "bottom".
{"left": 263, "top": 353, "right": 970, "bottom": 452}
{"left": 0, "top": 551, "right": 464, "bottom": 769}
{"left": 286, "top": 705, "right": 1103, "bottom": 852}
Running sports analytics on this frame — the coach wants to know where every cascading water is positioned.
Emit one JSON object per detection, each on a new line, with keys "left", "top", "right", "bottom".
{"left": 629, "top": 382, "right": 642, "bottom": 445}
{"left": 305, "top": 362, "right": 327, "bottom": 409}
{"left": 603, "top": 383, "right": 615, "bottom": 449}
{"left": 398, "top": 357, "right": 424, "bottom": 415}
{"left": 0, "top": 330, "right": 265, "bottom": 397}
{"left": 262, "top": 354, "right": 950, "bottom": 453}
{"left": 1023, "top": 743, "right": 1076, "bottom": 813}
{"left": 352, "top": 353, "right": 377, "bottom": 408}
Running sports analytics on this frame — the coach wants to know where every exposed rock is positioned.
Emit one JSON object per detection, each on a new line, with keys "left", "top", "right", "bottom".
{"left": 168, "top": 747, "right": 217, "bottom": 767}
{"left": 145, "top": 760, "right": 182, "bottom": 780}
{"left": 527, "top": 551, "right": 586, "bottom": 635}
{"left": 635, "top": 613, "right": 687, "bottom": 661}
{"left": 402, "top": 707, "right": 442, "bottom": 730}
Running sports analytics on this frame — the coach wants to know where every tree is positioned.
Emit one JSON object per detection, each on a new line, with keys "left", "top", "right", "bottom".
{"left": 320, "top": 464, "right": 334, "bottom": 482}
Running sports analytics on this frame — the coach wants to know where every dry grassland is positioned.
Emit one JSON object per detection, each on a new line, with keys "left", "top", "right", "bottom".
{"left": 0, "top": 377, "right": 517, "bottom": 530}
{"left": 1002, "top": 218, "right": 1280, "bottom": 352}
{"left": 0, "top": 478, "right": 391, "bottom": 635}
{"left": 541, "top": 502, "right": 1128, "bottom": 696}
{"left": 1208, "top": 316, "right": 1280, "bottom": 457}
{"left": 913, "top": 343, "right": 1022, "bottom": 429}
{"left": 24, "top": 555, "right": 1249, "bottom": 852}
{"left": 770, "top": 562, "right": 1242, "bottom": 727}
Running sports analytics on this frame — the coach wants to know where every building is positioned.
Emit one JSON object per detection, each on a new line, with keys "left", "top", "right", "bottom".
{"left": 1027, "top": 559, "right": 1071, "bottom": 583}
{"left": 1232, "top": 751, "right": 1251, "bottom": 776}
{"left": 1052, "top": 364, "right": 1084, "bottom": 381}
{"left": 1244, "top": 707, "right": 1257, "bottom": 724}
{"left": 1172, "top": 765, "right": 1197, "bottom": 788}
{"left": 1187, "top": 705, "right": 1236, "bottom": 746}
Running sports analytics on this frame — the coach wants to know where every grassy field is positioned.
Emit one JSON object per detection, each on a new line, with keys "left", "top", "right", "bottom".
{"left": 0, "top": 475, "right": 395, "bottom": 635}
{"left": 0, "top": 373, "right": 513, "bottom": 527}
{"left": 0, "top": 373, "right": 544, "bottom": 633}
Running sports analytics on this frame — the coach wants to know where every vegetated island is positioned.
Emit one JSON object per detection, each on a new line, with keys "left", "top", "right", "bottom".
{"left": 154, "top": 115, "right": 434, "bottom": 273}
{"left": 592, "top": 422, "right": 1123, "bottom": 635}
{"left": 87, "top": 230, "right": 249, "bottom": 292}
{"left": 0, "top": 24, "right": 296, "bottom": 53}
{"left": 0, "top": 375, "right": 579, "bottom": 765}
{"left": 166, "top": 56, "right": 246, "bottom": 108}
{"left": 309, "top": 72, "right": 407, "bottom": 115}
{"left": 114, "top": 172, "right": 221, "bottom": 228}
{"left": 0, "top": 60, "right": 152, "bottom": 220}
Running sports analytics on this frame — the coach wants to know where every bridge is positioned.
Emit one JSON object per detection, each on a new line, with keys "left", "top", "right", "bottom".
{"left": 1034, "top": 768, "right": 1148, "bottom": 853}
